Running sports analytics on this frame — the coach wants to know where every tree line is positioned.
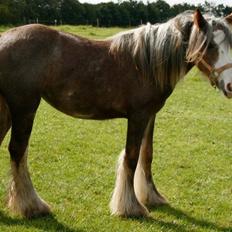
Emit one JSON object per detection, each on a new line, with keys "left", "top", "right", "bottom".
{"left": 0, "top": 0, "right": 232, "bottom": 26}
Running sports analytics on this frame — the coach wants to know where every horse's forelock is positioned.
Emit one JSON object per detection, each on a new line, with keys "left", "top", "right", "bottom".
{"left": 186, "top": 21, "right": 213, "bottom": 63}
{"left": 186, "top": 16, "right": 232, "bottom": 63}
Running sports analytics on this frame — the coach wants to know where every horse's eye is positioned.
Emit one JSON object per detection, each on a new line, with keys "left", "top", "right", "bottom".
{"left": 208, "top": 42, "right": 216, "bottom": 49}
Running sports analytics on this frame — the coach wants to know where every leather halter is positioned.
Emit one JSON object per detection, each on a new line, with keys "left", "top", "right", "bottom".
{"left": 197, "top": 56, "right": 232, "bottom": 88}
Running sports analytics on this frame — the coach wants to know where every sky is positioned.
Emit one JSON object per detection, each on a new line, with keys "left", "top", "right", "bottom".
{"left": 79, "top": 0, "right": 232, "bottom": 6}
{"left": 166, "top": 0, "right": 232, "bottom": 6}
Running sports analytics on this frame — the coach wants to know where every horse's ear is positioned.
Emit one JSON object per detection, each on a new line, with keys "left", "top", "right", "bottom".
{"left": 193, "top": 9, "right": 207, "bottom": 30}
{"left": 225, "top": 13, "right": 232, "bottom": 25}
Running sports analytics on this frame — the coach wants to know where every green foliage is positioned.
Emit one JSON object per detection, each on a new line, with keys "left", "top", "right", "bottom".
{"left": 0, "top": 0, "right": 231, "bottom": 26}
{"left": 61, "top": 0, "right": 85, "bottom": 24}
{"left": 0, "top": 25, "right": 231, "bottom": 231}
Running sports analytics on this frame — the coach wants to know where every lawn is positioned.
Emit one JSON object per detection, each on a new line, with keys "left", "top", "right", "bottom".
{"left": 0, "top": 25, "right": 231, "bottom": 232}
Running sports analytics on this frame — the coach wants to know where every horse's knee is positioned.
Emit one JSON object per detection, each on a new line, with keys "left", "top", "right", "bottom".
{"left": 8, "top": 138, "right": 28, "bottom": 165}
{"left": 8, "top": 112, "right": 36, "bottom": 164}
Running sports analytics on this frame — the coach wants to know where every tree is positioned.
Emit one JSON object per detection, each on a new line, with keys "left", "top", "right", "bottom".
{"left": 147, "top": 2, "right": 160, "bottom": 24}
{"left": 154, "top": 0, "right": 170, "bottom": 22}
{"left": 0, "top": 0, "right": 26, "bottom": 24}
{"left": 171, "top": 3, "right": 195, "bottom": 16}
{"left": 36, "top": 0, "right": 61, "bottom": 23}
{"left": 83, "top": 3, "right": 97, "bottom": 25}
{"left": 61, "top": 0, "right": 85, "bottom": 24}
{"left": 0, "top": 0, "right": 231, "bottom": 26}
{"left": 0, "top": 2, "right": 11, "bottom": 24}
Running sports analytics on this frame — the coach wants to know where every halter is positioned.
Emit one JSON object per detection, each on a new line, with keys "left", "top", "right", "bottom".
{"left": 196, "top": 55, "right": 232, "bottom": 88}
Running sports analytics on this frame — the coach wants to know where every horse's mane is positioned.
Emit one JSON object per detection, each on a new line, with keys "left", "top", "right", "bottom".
{"left": 109, "top": 11, "right": 232, "bottom": 90}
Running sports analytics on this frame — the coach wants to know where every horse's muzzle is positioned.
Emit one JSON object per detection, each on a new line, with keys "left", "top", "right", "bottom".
{"left": 224, "top": 91, "right": 232, "bottom": 98}
{"left": 218, "top": 80, "right": 232, "bottom": 98}
{"left": 225, "top": 83, "right": 232, "bottom": 98}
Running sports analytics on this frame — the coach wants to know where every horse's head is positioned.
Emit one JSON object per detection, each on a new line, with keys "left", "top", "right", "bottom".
{"left": 214, "top": 13, "right": 232, "bottom": 97}
{"left": 187, "top": 10, "right": 232, "bottom": 98}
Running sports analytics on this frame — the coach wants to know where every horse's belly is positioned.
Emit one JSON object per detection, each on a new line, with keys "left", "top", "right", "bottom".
{"left": 42, "top": 92, "right": 127, "bottom": 120}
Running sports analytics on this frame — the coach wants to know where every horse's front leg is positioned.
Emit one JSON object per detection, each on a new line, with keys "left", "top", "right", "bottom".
{"left": 110, "top": 112, "right": 150, "bottom": 217}
{"left": 134, "top": 115, "right": 167, "bottom": 207}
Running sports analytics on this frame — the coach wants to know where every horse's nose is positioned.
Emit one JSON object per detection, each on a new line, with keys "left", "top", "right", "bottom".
{"left": 224, "top": 82, "right": 232, "bottom": 98}
{"left": 227, "top": 82, "right": 232, "bottom": 92}
{"left": 218, "top": 80, "right": 232, "bottom": 98}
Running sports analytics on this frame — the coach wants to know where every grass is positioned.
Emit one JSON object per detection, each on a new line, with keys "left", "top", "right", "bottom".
{"left": 0, "top": 25, "right": 13, "bottom": 33}
{"left": 51, "top": 25, "right": 129, "bottom": 39}
{"left": 0, "top": 25, "right": 232, "bottom": 232}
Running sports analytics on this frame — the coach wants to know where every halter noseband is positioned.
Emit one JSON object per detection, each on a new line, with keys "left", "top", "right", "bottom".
{"left": 196, "top": 55, "right": 232, "bottom": 88}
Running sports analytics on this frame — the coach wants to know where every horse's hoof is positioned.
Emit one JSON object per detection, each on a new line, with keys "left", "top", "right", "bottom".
{"left": 110, "top": 201, "right": 149, "bottom": 218}
{"left": 147, "top": 193, "right": 168, "bottom": 207}
{"left": 8, "top": 194, "right": 51, "bottom": 218}
{"left": 23, "top": 201, "right": 51, "bottom": 219}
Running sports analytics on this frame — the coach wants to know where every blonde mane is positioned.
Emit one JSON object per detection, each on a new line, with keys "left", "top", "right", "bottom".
{"left": 109, "top": 11, "right": 222, "bottom": 90}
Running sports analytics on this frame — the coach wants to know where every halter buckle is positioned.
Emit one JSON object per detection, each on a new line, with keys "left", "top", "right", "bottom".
{"left": 210, "top": 70, "right": 220, "bottom": 79}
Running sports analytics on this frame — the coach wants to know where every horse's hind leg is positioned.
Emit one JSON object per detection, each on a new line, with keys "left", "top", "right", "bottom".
{"left": 0, "top": 95, "right": 11, "bottom": 145}
{"left": 134, "top": 115, "right": 167, "bottom": 207}
{"left": 7, "top": 106, "right": 50, "bottom": 218}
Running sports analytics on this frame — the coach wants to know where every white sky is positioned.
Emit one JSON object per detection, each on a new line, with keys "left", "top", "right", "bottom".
{"left": 166, "top": 0, "right": 232, "bottom": 6}
{"left": 79, "top": 0, "right": 232, "bottom": 6}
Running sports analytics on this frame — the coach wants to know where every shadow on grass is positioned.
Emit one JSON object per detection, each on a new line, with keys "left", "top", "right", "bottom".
{"left": 130, "top": 205, "right": 232, "bottom": 232}
{"left": 0, "top": 206, "right": 231, "bottom": 232}
{"left": 0, "top": 211, "right": 83, "bottom": 232}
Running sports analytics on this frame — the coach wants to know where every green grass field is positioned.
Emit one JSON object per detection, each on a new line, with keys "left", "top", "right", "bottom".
{"left": 0, "top": 25, "right": 231, "bottom": 232}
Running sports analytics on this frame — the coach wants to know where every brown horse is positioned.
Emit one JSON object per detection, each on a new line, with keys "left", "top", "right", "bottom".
{"left": 0, "top": 10, "right": 232, "bottom": 218}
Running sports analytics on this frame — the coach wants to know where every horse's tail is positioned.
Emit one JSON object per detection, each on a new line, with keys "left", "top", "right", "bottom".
{"left": 0, "top": 94, "right": 11, "bottom": 146}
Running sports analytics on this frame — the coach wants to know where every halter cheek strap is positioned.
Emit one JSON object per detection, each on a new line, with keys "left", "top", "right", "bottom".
{"left": 197, "top": 57, "right": 232, "bottom": 88}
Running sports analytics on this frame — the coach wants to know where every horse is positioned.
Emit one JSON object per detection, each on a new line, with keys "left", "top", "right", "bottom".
{"left": 0, "top": 9, "right": 232, "bottom": 219}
